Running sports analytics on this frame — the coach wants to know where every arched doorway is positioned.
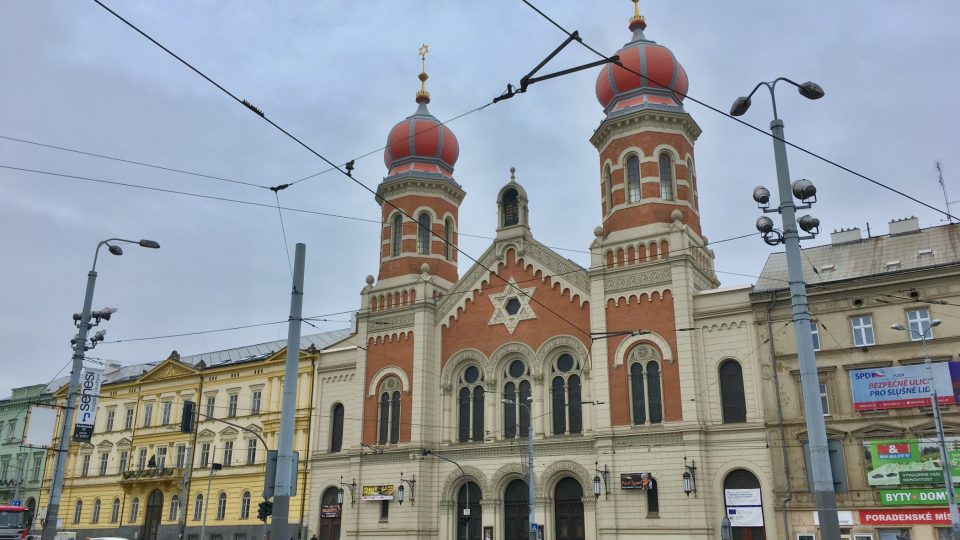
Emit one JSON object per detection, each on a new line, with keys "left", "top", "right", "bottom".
{"left": 456, "top": 481, "right": 482, "bottom": 540}
{"left": 723, "top": 469, "right": 765, "bottom": 540}
{"left": 554, "top": 478, "right": 585, "bottom": 540}
{"left": 140, "top": 490, "right": 164, "bottom": 540}
{"left": 503, "top": 479, "right": 529, "bottom": 540}
{"left": 318, "top": 487, "right": 341, "bottom": 540}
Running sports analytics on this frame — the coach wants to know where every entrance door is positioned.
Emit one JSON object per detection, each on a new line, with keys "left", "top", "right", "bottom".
{"left": 318, "top": 488, "right": 341, "bottom": 540}
{"left": 141, "top": 490, "right": 164, "bottom": 540}
{"left": 723, "top": 470, "right": 766, "bottom": 540}
{"left": 503, "top": 480, "right": 529, "bottom": 540}
{"left": 554, "top": 478, "right": 585, "bottom": 540}
{"left": 456, "top": 482, "right": 482, "bottom": 540}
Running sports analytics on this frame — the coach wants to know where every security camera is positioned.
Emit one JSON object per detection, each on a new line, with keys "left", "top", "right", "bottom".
{"left": 791, "top": 179, "right": 816, "bottom": 202}
{"left": 752, "top": 186, "right": 770, "bottom": 207}
{"left": 756, "top": 216, "right": 775, "bottom": 234}
{"left": 798, "top": 215, "right": 820, "bottom": 234}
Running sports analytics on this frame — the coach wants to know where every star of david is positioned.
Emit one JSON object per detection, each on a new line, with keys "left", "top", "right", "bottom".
{"left": 488, "top": 278, "right": 536, "bottom": 334}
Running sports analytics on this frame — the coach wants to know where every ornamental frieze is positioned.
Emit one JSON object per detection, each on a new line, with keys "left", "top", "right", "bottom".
{"left": 603, "top": 268, "right": 672, "bottom": 293}
{"left": 368, "top": 313, "right": 415, "bottom": 332}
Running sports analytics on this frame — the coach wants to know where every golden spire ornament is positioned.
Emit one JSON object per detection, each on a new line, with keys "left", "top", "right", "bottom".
{"left": 629, "top": 0, "right": 647, "bottom": 30}
{"left": 416, "top": 43, "right": 430, "bottom": 101}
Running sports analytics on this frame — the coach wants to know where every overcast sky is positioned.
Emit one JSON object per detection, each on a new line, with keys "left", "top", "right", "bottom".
{"left": 2, "top": 1, "right": 959, "bottom": 398}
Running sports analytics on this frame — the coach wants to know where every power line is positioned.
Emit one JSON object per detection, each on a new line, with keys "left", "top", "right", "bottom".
{"left": 516, "top": 0, "right": 957, "bottom": 222}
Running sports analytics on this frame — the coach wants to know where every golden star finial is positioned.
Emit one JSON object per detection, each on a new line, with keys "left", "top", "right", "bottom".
{"left": 417, "top": 43, "right": 430, "bottom": 100}
{"left": 418, "top": 44, "right": 429, "bottom": 60}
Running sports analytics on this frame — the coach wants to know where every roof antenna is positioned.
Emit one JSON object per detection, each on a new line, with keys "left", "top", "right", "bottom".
{"left": 936, "top": 160, "right": 955, "bottom": 223}
{"left": 865, "top": 222, "right": 871, "bottom": 238}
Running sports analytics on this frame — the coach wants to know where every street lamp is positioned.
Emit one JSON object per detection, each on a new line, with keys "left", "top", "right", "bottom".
{"left": 891, "top": 319, "right": 958, "bottom": 538}
{"left": 41, "top": 237, "right": 160, "bottom": 540}
{"left": 422, "top": 450, "right": 470, "bottom": 540}
{"left": 397, "top": 473, "right": 416, "bottom": 505}
{"left": 730, "top": 77, "right": 840, "bottom": 540}
{"left": 502, "top": 397, "right": 536, "bottom": 540}
{"left": 683, "top": 458, "right": 697, "bottom": 497}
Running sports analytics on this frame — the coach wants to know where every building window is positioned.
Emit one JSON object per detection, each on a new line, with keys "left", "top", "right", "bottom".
{"left": 330, "top": 403, "right": 344, "bottom": 452}
{"left": 156, "top": 446, "right": 167, "bottom": 468}
{"left": 377, "top": 378, "right": 402, "bottom": 445}
{"left": 81, "top": 454, "right": 90, "bottom": 477}
{"left": 106, "top": 410, "right": 115, "bottom": 432}
{"left": 502, "top": 188, "right": 520, "bottom": 227}
{"left": 240, "top": 491, "right": 251, "bottom": 519}
{"left": 161, "top": 402, "right": 172, "bottom": 425}
{"left": 659, "top": 153, "right": 674, "bottom": 200}
{"left": 719, "top": 359, "right": 747, "bottom": 423}
{"left": 444, "top": 218, "right": 454, "bottom": 260}
{"left": 130, "top": 497, "right": 140, "bottom": 522}
{"left": 246, "top": 439, "right": 257, "bottom": 464}
{"left": 223, "top": 441, "right": 234, "bottom": 467}
{"left": 811, "top": 322, "right": 821, "bottom": 351}
{"left": 7, "top": 419, "right": 15, "bottom": 440}
{"left": 73, "top": 500, "right": 82, "bottom": 524}
{"left": 851, "top": 315, "right": 876, "bottom": 347}
{"left": 803, "top": 439, "right": 848, "bottom": 493}
{"left": 603, "top": 164, "right": 612, "bottom": 214}
{"left": 137, "top": 448, "right": 147, "bottom": 470}
{"left": 626, "top": 154, "right": 641, "bottom": 203}
{"left": 227, "top": 394, "right": 238, "bottom": 418}
{"left": 457, "top": 366, "right": 485, "bottom": 442}
{"left": 216, "top": 493, "right": 227, "bottom": 520}
{"left": 193, "top": 494, "right": 203, "bottom": 521}
{"left": 628, "top": 345, "right": 663, "bottom": 425}
{"left": 820, "top": 381, "right": 831, "bottom": 416}
{"left": 118, "top": 450, "right": 129, "bottom": 473}
{"left": 686, "top": 157, "right": 696, "bottom": 203}
{"left": 550, "top": 353, "right": 583, "bottom": 435}
{"left": 200, "top": 443, "right": 210, "bottom": 468}
{"left": 646, "top": 476, "right": 659, "bottom": 515}
{"left": 251, "top": 390, "right": 262, "bottom": 414}
{"left": 124, "top": 407, "right": 134, "bottom": 430}
{"left": 99, "top": 452, "right": 109, "bottom": 476}
{"left": 32, "top": 456, "right": 42, "bottom": 481}
{"left": 503, "top": 359, "right": 532, "bottom": 439}
{"left": 206, "top": 396, "right": 216, "bottom": 418}
{"left": 417, "top": 212, "right": 431, "bottom": 255}
{"left": 176, "top": 445, "right": 187, "bottom": 467}
{"left": 91, "top": 499, "right": 101, "bottom": 524}
{"left": 391, "top": 214, "right": 403, "bottom": 256}
{"left": 169, "top": 495, "right": 180, "bottom": 521}
{"left": 142, "top": 403, "right": 153, "bottom": 427}
{"left": 379, "top": 500, "right": 389, "bottom": 521}
{"left": 907, "top": 308, "right": 934, "bottom": 340}
{"left": 110, "top": 498, "right": 120, "bottom": 523}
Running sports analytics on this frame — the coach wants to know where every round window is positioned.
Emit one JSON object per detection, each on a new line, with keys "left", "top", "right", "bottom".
{"left": 557, "top": 353, "right": 574, "bottom": 372}
{"left": 508, "top": 360, "right": 526, "bottom": 378}
{"left": 464, "top": 366, "right": 480, "bottom": 384}
{"left": 505, "top": 298, "right": 522, "bottom": 315}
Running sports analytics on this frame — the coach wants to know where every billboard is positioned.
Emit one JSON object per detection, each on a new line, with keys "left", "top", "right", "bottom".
{"left": 619, "top": 473, "right": 655, "bottom": 490}
{"left": 849, "top": 363, "right": 958, "bottom": 411}
{"left": 72, "top": 366, "right": 103, "bottom": 442}
{"left": 361, "top": 485, "right": 395, "bottom": 501}
{"left": 25, "top": 405, "right": 57, "bottom": 447}
{"left": 724, "top": 488, "right": 763, "bottom": 527}
{"left": 880, "top": 488, "right": 960, "bottom": 506}
{"left": 865, "top": 439, "right": 960, "bottom": 487}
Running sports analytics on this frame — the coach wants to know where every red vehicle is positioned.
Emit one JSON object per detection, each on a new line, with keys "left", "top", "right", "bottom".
{"left": 0, "top": 506, "right": 29, "bottom": 540}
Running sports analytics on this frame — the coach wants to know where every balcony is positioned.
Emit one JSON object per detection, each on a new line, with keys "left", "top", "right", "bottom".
{"left": 119, "top": 467, "right": 183, "bottom": 487}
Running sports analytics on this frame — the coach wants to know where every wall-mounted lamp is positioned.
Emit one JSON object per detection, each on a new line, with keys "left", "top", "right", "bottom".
{"left": 339, "top": 476, "right": 356, "bottom": 505}
{"left": 398, "top": 473, "right": 416, "bottom": 505}
{"left": 594, "top": 461, "right": 609, "bottom": 500}
{"left": 683, "top": 457, "right": 697, "bottom": 497}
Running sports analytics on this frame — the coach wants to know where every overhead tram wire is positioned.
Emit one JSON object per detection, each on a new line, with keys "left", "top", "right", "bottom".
{"left": 516, "top": 0, "right": 957, "bottom": 223}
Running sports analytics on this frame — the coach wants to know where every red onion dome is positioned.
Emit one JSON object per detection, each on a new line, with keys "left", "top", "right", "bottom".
{"left": 595, "top": 14, "right": 688, "bottom": 114}
{"left": 383, "top": 95, "right": 460, "bottom": 179}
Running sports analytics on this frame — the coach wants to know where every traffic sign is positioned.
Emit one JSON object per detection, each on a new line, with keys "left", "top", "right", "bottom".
{"left": 11, "top": 499, "right": 21, "bottom": 507}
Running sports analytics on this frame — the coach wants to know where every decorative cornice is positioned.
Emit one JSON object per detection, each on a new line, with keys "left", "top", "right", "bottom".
{"left": 603, "top": 268, "right": 671, "bottom": 293}
{"left": 368, "top": 313, "right": 415, "bottom": 334}
{"left": 376, "top": 175, "right": 465, "bottom": 207}
{"left": 591, "top": 108, "right": 702, "bottom": 152}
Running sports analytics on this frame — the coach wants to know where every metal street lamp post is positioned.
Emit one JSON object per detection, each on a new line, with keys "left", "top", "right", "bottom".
{"left": 892, "top": 319, "right": 958, "bottom": 539}
{"left": 502, "top": 397, "right": 536, "bottom": 540}
{"left": 422, "top": 450, "right": 470, "bottom": 540}
{"left": 731, "top": 77, "right": 840, "bottom": 540}
{"left": 40, "top": 238, "right": 160, "bottom": 540}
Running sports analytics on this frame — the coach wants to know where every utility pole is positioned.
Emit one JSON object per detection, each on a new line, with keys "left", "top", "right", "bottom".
{"left": 270, "top": 243, "right": 306, "bottom": 540}
{"left": 13, "top": 453, "right": 25, "bottom": 503}
{"left": 200, "top": 453, "right": 220, "bottom": 540}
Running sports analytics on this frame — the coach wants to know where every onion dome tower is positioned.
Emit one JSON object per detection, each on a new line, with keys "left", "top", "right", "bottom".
{"left": 376, "top": 45, "right": 465, "bottom": 286}
{"left": 590, "top": 1, "right": 703, "bottom": 241}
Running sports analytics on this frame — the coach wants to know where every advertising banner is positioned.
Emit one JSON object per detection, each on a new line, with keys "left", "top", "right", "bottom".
{"left": 880, "top": 488, "right": 960, "bottom": 506}
{"left": 724, "top": 488, "right": 762, "bottom": 506}
{"left": 619, "top": 473, "right": 655, "bottom": 490}
{"left": 850, "top": 363, "right": 956, "bottom": 411}
{"left": 865, "top": 439, "right": 960, "bottom": 487}
{"left": 72, "top": 366, "right": 103, "bottom": 442}
{"left": 320, "top": 504, "right": 340, "bottom": 519}
{"left": 361, "top": 485, "right": 395, "bottom": 501}
{"left": 860, "top": 509, "right": 951, "bottom": 525}
{"left": 726, "top": 505, "right": 763, "bottom": 527}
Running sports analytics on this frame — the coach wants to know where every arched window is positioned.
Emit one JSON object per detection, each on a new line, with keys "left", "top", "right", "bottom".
{"left": 502, "top": 359, "right": 531, "bottom": 439}
{"left": 91, "top": 499, "right": 101, "bottom": 524}
{"left": 319, "top": 487, "right": 342, "bottom": 540}
{"left": 456, "top": 482, "right": 482, "bottom": 540}
{"left": 330, "top": 403, "right": 344, "bottom": 452}
{"left": 417, "top": 212, "right": 431, "bottom": 255}
{"left": 216, "top": 492, "right": 227, "bottom": 520}
{"left": 457, "top": 365, "right": 485, "bottom": 442}
{"left": 502, "top": 188, "right": 519, "bottom": 227}
{"left": 554, "top": 478, "right": 585, "bottom": 540}
{"left": 603, "top": 165, "right": 612, "bottom": 214}
{"left": 240, "top": 491, "right": 251, "bottom": 519}
{"left": 503, "top": 480, "right": 529, "bottom": 540}
{"left": 626, "top": 154, "right": 641, "bottom": 203}
{"left": 129, "top": 497, "right": 140, "bottom": 523}
{"left": 628, "top": 345, "right": 663, "bottom": 425}
{"left": 110, "top": 498, "right": 120, "bottom": 523}
{"left": 391, "top": 214, "right": 403, "bottom": 257}
{"left": 659, "top": 153, "right": 674, "bottom": 200}
{"left": 378, "top": 377, "right": 402, "bottom": 445}
{"left": 723, "top": 470, "right": 765, "bottom": 540}
{"left": 686, "top": 157, "right": 696, "bottom": 202}
{"left": 193, "top": 494, "right": 203, "bottom": 521}
{"left": 444, "top": 218, "right": 454, "bottom": 260}
{"left": 550, "top": 353, "right": 583, "bottom": 435}
{"left": 646, "top": 475, "right": 659, "bottom": 515}
{"left": 73, "top": 500, "right": 82, "bottom": 524}
{"left": 719, "top": 359, "right": 747, "bottom": 423}
{"left": 169, "top": 495, "right": 180, "bottom": 521}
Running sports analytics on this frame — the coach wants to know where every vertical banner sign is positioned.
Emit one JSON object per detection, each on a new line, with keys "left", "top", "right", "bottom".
{"left": 72, "top": 366, "right": 103, "bottom": 442}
